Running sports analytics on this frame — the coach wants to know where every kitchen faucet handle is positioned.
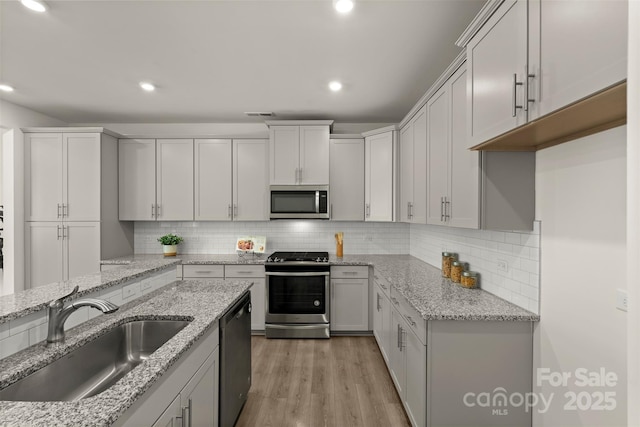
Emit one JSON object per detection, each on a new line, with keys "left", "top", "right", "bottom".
{"left": 50, "top": 285, "right": 79, "bottom": 307}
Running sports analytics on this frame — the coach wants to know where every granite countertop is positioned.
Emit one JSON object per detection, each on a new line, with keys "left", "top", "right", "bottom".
{"left": 103, "top": 254, "right": 538, "bottom": 321}
{"left": 102, "top": 253, "right": 266, "bottom": 265}
{"left": 0, "top": 258, "right": 181, "bottom": 324}
{"left": 0, "top": 279, "right": 252, "bottom": 427}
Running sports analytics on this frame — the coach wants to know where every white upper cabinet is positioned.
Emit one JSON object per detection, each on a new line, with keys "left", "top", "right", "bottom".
{"left": 195, "top": 139, "right": 233, "bottom": 221}
{"left": 462, "top": 0, "right": 628, "bottom": 147}
{"left": 364, "top": 128, "right": 397, "bottom": 222}
{"left": 399, "top": 106, "right": 427, "bottom": 224}
{"left": 119, "top": 139, "right": 194, "bottom": 221}
{"left": 268, "top": 122, "right": 331, "bottom": 185}
{"left": 427, "top": 65, "right": 479, "bottom": 229}
{"left": 329, "top": 137, "right": 364, "bottom": 221}
{"left": 156, "top": 139, "right": 194, "bottom": 221}
{"left": 25, "top": 133, "right": 101, "bottom": 222}
{"left": 466, "top": 0, "right": 529, "bottom": 146}
{"left": 233, "top": 139, "right": 269, "bottom": 221}
{"left": 119, "top": 139, "right": 156, "bottom": 221}
{"left": 529, "top": 0, "right": 628, "bottom": 120}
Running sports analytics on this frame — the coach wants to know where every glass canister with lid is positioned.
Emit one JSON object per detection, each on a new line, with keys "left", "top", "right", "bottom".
{"left": 441, "top": 252, "right": 457, "bottom": 278}
{"left": 451, "top": 261, "right": 466, "bottom": 283}
{"left": 461, "top": 271, "right": 478, "bottom": 288}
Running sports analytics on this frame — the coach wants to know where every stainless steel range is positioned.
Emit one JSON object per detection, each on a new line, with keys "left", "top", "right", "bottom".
{"left": 265, "top": 251, "right": 330, "bottom": 339}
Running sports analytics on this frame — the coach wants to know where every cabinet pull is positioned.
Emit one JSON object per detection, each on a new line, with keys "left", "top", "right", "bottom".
{"left": 407, "top": 315, "right": 417, "bottom": 327}
{"left": 57, "top": 225, "right": 61, "bottom": 240}
{"left": 391, "top": 296, "right": 399, "bottom": 305}
{"left": 188, "top": 398, "right": 192, "bottom": 427}
{"left": 377, "top": 293, "right": 381, "bottom": 311}
{"left": 156, "top": 204, "right": 161, "bottom": 217}
{"left": 440, "top": 197, "right": 444, "bottom": 222}
{"left": 151, "top": 204, "right": 155, "bottom": 218}
{"left": 57, "top": 203, "right": 62, "bottom": 218}
{"left": 330, "top": 204, "right": 333, "bottom": 219}
{"left": 400, "top": 326, "right": 406, "bottom": 351}
{"left": 62, "top": 225, "right": 67, "bottom": 239}
{"left": 444, "top": 197, "right": 450, "bottom": 221}
{"left": 365, "top": 203, "right": 370, "bottom": 218}
{"left": 407, "top": 201, "right": 411, "bottom": 220}
{"left": 380, "top": 283, "right": 387, "bottom": 290}
{"left": 524, "top": 66, "right": 536, "bottom": 112}
{"left": 63, "top": 203, "right": 68, "bottom": 218}
{"left": 234, "top": 204, "right": 238, "bottom": 217}
{"left": 512, "top": 73, "right": 524, "bottom": 117}
{"left": 342, "top": 271, "right": 358, "bottom": 275}
{"left": 397, "top": 323, "right": 401, "bottom": 349}
{"left": 228, "top": 204, "right": 232, "bottom": 218}
{"left": 235, "top": 271, "right": 253, "bottom": 275}
{"left": 409, "top": 202, "right": 413, "bottom": 219}
{"left": 195, "top": 270, "right": 214, "bottom": 274}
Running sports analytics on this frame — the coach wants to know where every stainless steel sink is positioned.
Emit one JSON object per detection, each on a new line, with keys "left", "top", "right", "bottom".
{"left": 0, "top": 319, "right": 190, "bottom": 402}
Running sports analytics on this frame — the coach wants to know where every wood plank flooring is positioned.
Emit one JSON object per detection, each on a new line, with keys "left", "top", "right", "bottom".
{"left": 235, "top": 336, "right": 411, "bottom": 427}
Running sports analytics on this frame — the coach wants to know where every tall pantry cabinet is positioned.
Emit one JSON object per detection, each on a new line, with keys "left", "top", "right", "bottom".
{"left": 24, "top": 128, "right": 133, "bottom": 288}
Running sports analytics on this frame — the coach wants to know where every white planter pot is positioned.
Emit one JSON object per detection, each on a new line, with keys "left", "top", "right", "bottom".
{"left": 163, "top": 244, "right": 177, "bottom": 257}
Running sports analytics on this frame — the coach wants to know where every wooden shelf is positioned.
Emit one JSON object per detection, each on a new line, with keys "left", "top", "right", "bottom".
{"left": 470, "top": 81, "right": 627, "bottom": 151}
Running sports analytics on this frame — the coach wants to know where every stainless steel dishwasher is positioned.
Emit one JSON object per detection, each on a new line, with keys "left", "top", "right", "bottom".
{"left": 220, "top": 291, "right": 251, "bottom": 427}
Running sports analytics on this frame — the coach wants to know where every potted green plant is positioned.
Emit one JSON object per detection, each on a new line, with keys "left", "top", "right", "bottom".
{"left": 157, "top": 233, "right": 184, "bottom": 257}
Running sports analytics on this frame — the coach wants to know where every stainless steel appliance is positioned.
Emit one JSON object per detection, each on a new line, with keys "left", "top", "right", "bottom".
{"left": 220, "top": 292, "right": 251, "bottom": 427}
{"left": 265, "top": 251, "right": 331, "bottom": 338}
{"left": 269, "top": 185, "right": 329, "bottom": 219}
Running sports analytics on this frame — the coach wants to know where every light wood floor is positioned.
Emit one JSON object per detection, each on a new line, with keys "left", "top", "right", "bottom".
{"left": 234, "top": 336, "right": 411, "bottom": 427}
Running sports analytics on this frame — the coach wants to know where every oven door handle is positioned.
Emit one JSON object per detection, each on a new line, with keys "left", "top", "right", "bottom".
{"left": 265, "top": 271, "right": 330, "bottom": 277}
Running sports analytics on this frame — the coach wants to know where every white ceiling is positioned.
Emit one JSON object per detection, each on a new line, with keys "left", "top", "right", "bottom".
{"left": 0, "top": 0, "right": 484, "bottom": 124}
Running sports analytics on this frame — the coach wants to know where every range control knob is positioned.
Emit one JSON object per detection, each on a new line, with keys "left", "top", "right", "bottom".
{"left": 315, "top": 257, "right": 322, "bottom": 262}
{"left": 313, "top": 300, "right": 320, "bottom": 307}
{"left": 322, "top": 257, "right": 328, "bottom": 262}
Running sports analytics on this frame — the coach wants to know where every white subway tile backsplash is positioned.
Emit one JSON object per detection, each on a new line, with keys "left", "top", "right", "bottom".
{"left": 29, "top": 323, "right": 48, "bottom": 345}
{"left": 0, "top": 322, "right": 9, "bottom": 341}
{"left": 9, "top": 311, "right": 47, "bottom": 336}
{"left": 410, "top": 221, "right": 540, "bottom": 314}
{"left": 0, "top": 330, "right": 30, "bottom": 359}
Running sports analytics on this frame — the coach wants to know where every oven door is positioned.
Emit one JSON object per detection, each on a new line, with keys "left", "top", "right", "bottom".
{"left": 265, "top": 271, "right": 330, "bottom": 324}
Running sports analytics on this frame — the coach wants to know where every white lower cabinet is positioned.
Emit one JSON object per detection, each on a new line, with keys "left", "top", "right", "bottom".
{"left": 372, "top": 278, "right": 391, "bottom": 364}
{"left": 330, "top": 266, "right": 369, "bottom": 332}
{"left": 224, "top": 265, "right": 266, "bottom": 331}
{"left": 116, "top": 325, "right": 220, "bottom": 427}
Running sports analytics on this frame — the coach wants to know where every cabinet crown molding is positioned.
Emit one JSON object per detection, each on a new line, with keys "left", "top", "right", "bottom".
{"left": 361, "top": 125, "right": 398, "bottom": 138}
{"left": 455, "top": 0, "right": 505, "bottom": 48}
{"left": 264, "top": 120, "right": 334, "bottom": 127}
{"left": 21, "top": 127, "right": 124, "bottom": 138}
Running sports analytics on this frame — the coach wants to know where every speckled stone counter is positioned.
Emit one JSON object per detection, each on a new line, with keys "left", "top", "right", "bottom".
{"left": 0, "top": 279, "right": 251, "bottom": 427}
{"left": 102, "top": 253, "right": 266, "bottom": 266}
{"left": 103, "top": 253, "right": 538, "bottom": 321}
{"left": 0, "top": 258, "right": 181, "bottom": 324}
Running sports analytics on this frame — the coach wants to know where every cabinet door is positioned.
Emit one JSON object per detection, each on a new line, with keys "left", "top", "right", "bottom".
{"left": 151, "top": 394, "right": 181, "bottom": 427}
{"left": 449, "top": 67, "right": 480, "bottom": 229}
{"left": 181, "top": 349, "right": 218, "bottom": 427}
{"left": 25, "top": 133, "right": 63, "bottom": 221}
{"left": 156, "top": 139, "right": 194, "bottom": 221}
{"left": 404, "top": 328, "right": 426, "bottom": 427}
{"left": 64, "top": 133, "right": 101, "bottom": 221}
{"left": 411, "top": 106, "right": 428, "bottom": 224}
{"left": 299, "top": 125, "right": 330, "bottom": 184}
{"left": 269, "top": 126, "right": 299, "bottom": 184}
{"left": 195, "top": 139, "right": 232, "bottom": 220}
{"left": 329, "top": 138, "right": 364, "bottom": 221}
{"left": 26, "top": 222, "right": 63, "bottom": 288}
{"left": 467, "top": 0, "right": 528, "bottom": 146}
{"left": 427, "top": 87, "right": 450, "bottom": 226}
{"left": 399, "top": 123, "right": 413, "bottom": 223}
{"left": 365, "top": 132, "right": 395, "bottom": 222}
{"left": 234, "top": 139, "right": 269, "bottom": 220}
{"left": 65, "top": 222, "right": 101, "bottom": 281}
{"left": 389, "top": 308, "right": 406, "bottom": 399}
{"left": 531, "top": 0, "right": 627, "bottom": 120}
{"left": 331, "top": 278, "right": 369, "bottom": 332}
{"left": 119, "top": 139, "right": 156, "bottom": 220}
{"left": 373, "top": 285, "right": 390, "bottom": 364}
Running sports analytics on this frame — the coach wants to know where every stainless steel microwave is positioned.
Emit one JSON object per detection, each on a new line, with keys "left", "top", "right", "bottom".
{"left": 270, "top": 185, "right": 329, "bottom": 219}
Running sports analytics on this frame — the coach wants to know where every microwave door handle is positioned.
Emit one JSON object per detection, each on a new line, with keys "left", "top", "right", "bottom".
{"left": 266, "top": 271, "right": 330, "bottom": 277}
{"left": 316, "top": 191, "right": 320, "bottom": 213}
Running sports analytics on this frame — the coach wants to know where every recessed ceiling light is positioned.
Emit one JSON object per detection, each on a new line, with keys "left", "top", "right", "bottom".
{"left": 139, "top": 82, "right": 156, "bottom": 92}
{"left": 21, "top": 0, "right": 47, "bottom": 12}
{"left": 334, "top": 0, "right": 354, "bottom": 14}
{"left": 0, "top": 84, "right": 15, "bottom": 93}
{"left": 329, "top": 81, "right": 343, "bottom": 92}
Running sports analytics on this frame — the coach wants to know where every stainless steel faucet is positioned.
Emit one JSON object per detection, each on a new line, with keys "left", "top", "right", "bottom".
{"left": 46, "top": 285, "right": 119, "bottom": 344}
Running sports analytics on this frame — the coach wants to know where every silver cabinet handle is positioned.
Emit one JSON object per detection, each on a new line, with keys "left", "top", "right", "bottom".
{"left": 234, "top": 204, "right": 238, "bottom": 217}
{"left": 397, "top": 323, "right": 401, "bottom": 349}
{"left": 57, "top": 225, "right": 61, "bottom": 240}
{"left": 391, "top": 296, "right": 399, "bottom": 305}
{"left": 410, "top": 202, "right": 413, "bottom": 219}
{"left": 57, "top": 203, "right": 62, "bottom": 218}
{"left": 188, "top": 398, "right": 192, "bottom": 427}
{"left": 512, "top": 73, "right": 524, "bottom": 117}
{"left": 195, "top": 270, "right": 215, "bottom": 274}
{"left": 444, "top": 197, "right": 450, "bottom": 221}
{"left": 400, "top": 326, "right": 406, "bottom": 351}
{"left": 440, "top": 197, "right": 444, "bottom": 222}
{"left": 407, "top": 201, "right": 410, "bottom": 220}
{"left": 330, "top": 204, "right": 333, "bottom": 219}
{"left": 342, "top": 271, "right": 359, "bottom": 275}
{"left": 407, "top": 315, "right": 417, "bottom": 327}
{"left": 62, "top": 225, "right": 67, "bottom": 239}
{"left": 63, "top": 203, "right": 68, "bottom": 218}
{"left": 151, "top": 204, "right": 155, "bottom": 219}
{"left": 156, "top": 204, "right": 161, "bottom": 218}
{"left": 377, "top": 293, "right": 381, "bottom": 311}
{"left": 524, "top": 65, "right": 536, "bottom": 112}
{"left": 228, "top": 204, "right": 232, "bottom": 218}
{"left": 365, "top": 203, "right": 370, "bottom": 218}
{"left": 235, "top": 271, "right": 254, "bottom": 275}
{"left": 380, "top": 283, "right": 387, "bottom": 290}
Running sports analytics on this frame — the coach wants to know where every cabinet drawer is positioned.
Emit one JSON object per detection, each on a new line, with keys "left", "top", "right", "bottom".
{"left": 391, "top": 288, "right": 426, "bottom": 345}
{"left": 183, "top": 265, "right": 224, "bottom": 278}
{"left": 331, "top": 265, "right": 369, "bottom": 279}
{"left": 224, "top": 265, "right": 265, "bottom": 278}
{"left": 372, "top": 269, "right": 391, "bottom": 297}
